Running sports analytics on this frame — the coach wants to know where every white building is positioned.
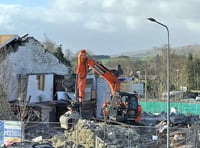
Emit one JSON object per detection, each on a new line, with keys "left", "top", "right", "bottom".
{"left": 0, "top": 34, "right": 71, "bottom": 122}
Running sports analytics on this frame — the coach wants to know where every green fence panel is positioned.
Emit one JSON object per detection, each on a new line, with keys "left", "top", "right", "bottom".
{"left": 140, "top": 102, "right": 200, "bottom": 115}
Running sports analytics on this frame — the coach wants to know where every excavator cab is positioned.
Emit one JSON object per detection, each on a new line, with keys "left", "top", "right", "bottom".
{"left": 126, "top": 93, "right": 139, "bottom": 120}
{"left": 107, "top": 92, "right": 141, "bottom": 124}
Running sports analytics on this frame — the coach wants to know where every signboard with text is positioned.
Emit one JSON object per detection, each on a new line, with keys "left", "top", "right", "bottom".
{"left": 0, "top": 121, "right": 22, "bottom": 146}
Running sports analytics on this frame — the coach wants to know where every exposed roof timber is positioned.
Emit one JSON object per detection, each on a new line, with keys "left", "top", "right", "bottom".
{"left": 0, "top": 33, "right": 29, "bottom": 49}
{"left": 0, "top": 34, "right": 19, "bottom": 49}
{"left": 20, "top": 33, "right": 29, "bottom": 41}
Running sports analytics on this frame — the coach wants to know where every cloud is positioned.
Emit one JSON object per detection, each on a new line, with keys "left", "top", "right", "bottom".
{"left": 185, "top": 21, "right": 200, "bottom": 32}
{"left": 1, "top": 0, "right": 200, "bottom": 55}
{"left": 47, "top": 0, "right": 141, "bottom": 32}
{"left": 2, "top": 0, "right": 199, "bottom": 33}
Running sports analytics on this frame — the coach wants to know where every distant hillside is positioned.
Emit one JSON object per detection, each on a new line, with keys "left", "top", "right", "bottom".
{"left": 172, "top": 45, "right": 200, "bottom": 58}
{"left": 111, "top": 44, "right": 200, "bottom": 58}
{"left": 92, "top": 55, "right": 111, "bottom": 60}
{"left": 111, "top": 49, "right": 151, "bottom": 58}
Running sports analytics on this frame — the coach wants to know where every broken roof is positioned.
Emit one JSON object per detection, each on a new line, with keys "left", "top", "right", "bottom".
{"left": 0, "top": 34, "right": 19, "bottom": 49}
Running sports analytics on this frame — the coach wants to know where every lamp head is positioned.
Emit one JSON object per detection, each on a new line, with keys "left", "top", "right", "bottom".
{"left": 147, "top": 18, "right": 156, "bottom": 22}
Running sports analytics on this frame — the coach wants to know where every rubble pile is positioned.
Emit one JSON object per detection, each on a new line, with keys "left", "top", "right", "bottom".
{"left": 23, "top": 112, "right": 199, "bottom": 148}
{"left": 141, "top": 111, "right": 199, "bottom": 127}
{"left": 25, "top": 123, "right": 63, "bottom": 140}
{"left": 141, "top": 112, "right": 200, "bottom": 147}
{"left": 50, "top": 119, "right": 154, "bottom": 148}
{"left": 64, "top": 120, "right": 96, "bottom": 147}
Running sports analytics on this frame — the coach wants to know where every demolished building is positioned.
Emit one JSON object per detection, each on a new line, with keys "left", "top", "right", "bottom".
{"left": 0, "top": 34, "right": 72, "bottom": 122}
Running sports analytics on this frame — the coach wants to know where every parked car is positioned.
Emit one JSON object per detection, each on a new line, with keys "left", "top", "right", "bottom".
{"left": 195, "top": 95, "right": 200, "bottom": 101}
{"left": 187, "top": 92, "right": 198, "bottom": 99}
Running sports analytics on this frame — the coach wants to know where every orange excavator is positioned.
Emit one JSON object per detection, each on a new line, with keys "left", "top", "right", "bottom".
{"left": 76, "top": 49, "right": 142, "bottom": 124}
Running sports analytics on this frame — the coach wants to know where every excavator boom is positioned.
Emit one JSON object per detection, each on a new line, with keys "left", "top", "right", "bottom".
{"left": 76, "top": 49, "right": 120, "bottom": 102}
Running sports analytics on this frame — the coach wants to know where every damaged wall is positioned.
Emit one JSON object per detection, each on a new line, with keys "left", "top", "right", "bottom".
{"left": 26, "top": 74, "right": 54, "bottom": 103}
{"left": 0, "top": 37, "right": 69, "bottom": 101}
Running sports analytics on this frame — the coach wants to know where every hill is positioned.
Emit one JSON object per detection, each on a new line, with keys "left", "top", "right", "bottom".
{"left": 111, "top": 44, "right": 200, "bottom": 58}
{"left": 172, "top": 45, "right": 200, "bottom": 57}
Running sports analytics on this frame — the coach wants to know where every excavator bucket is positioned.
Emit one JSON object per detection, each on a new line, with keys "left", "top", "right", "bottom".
{"left": 59, "top": 102, "right": 80, "bottom": 129}
{"left": 59, "top": 110, "right": 80, "bottom": 130}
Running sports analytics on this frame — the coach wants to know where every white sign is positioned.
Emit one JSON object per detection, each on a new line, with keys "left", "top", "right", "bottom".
{"left": 3, "top": 121, "right": 22, "bottom": 146}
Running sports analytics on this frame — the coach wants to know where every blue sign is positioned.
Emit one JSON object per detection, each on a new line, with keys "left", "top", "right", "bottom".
{"left": 0, "top": 121, "right": 4, "bottom": 146}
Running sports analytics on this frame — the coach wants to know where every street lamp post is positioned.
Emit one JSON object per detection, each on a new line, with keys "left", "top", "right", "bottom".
{"left": 144, "top": 69, "right": 147, "bottom": 108}
{"left": 137, "top": 70, "right": 147, "bottom": 110}
{"left": 147, "top": 17, "right": 170, "bottom": 148}
{"left": 176, "top": 69, "right": 179, "bottom": 102}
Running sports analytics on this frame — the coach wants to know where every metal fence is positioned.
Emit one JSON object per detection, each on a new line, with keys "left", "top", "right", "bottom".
{"left": 21, "top": 120, "right": 200, "bottom": 148}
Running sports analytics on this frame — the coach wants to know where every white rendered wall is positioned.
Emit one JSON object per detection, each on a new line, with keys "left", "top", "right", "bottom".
{"left": 26, "top": 74, "right": 54, "bottom": 103}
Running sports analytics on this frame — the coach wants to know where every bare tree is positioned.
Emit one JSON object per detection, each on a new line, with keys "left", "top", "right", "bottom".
{"left": 0, "top": 57, "right": 14, "bottom": 119}
{"left": 0, "top": 84, "right": 13, "bottom": 120}
{"left": 64, "top": 48, "right": 74, "bottom": 61}
{"left": 42, "top": 34, "right": 57, "bottom": 53}
{"left": 0, "top": 58, "right": 38, "bottom": 121}
{"left": 0, "top": 59, "right": 18, "bottom": 102}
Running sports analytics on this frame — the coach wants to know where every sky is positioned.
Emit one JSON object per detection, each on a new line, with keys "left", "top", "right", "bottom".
{"left": 1, "top": 0, "right": 200, "bottom": 55}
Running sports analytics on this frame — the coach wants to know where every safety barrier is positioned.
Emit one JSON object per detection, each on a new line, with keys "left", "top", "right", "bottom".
{"left": 140, "top": 101, "right": 200, "bottom": 115}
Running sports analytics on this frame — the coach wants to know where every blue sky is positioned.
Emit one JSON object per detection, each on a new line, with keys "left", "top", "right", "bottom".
{"left": 1, "top": 0, "right": 200, "bottom": 55}
{"left": 0, "top": 0, "right": 49, "bottom": 7}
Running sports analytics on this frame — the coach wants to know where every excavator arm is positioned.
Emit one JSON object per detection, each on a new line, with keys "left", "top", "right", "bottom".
{"left": 75, "top": 49, "right": 142, "bottom": 124}
{"left": 76, "top": 49, "right": 120, "bottom": 102}
{"left": 60, "top": 49, "right": 141, "bottom": 129}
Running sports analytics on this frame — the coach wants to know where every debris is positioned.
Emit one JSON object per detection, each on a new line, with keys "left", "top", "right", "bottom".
{"left": 32, "top": 136, "right": 43, "bottom": 143}
{"left": 59, "top": 109, "right": 80, "bottom": 130}
{"left": 22, "top": 112, "right": 199, "bottom": 148}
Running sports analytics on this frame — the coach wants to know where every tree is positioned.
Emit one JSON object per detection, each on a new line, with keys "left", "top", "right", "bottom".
{"left": 187, "top": 56, "right": 200, "bottom": 90}
{"left": 53, "top": 45, "right": 71, "bottom": 67}
{"left": 0, "top": 84, "right": 13, "bottom": 120}
{"left": 0, "top": 57, "right": 37, "bottom": 121}
{"left": 64, "top": 48, "right": 74, "bottom": 61}
{"left": 187, "top": 53, "right": 195, "bottom": 90}
{"left": 194, "top": 59, "right": 200, "bottom": 89}
{"left": 42, "top": 35, "right": 72, "bottom": 67}
{"left": 0, "top": 57, "right": 14, "bottom": 119}
{"left": 147, "top": 47, "right": 167, "bottom": 99}
{"left": 170, "top": 52, "right": 188, "bottom": 92}
{"left": 42, "top": 34, "right": 57, "bottom": 53}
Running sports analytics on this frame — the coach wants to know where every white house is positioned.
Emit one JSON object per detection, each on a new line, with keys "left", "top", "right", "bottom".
{"left": 0, "top": 34, "right": 71, "bottom": 122}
